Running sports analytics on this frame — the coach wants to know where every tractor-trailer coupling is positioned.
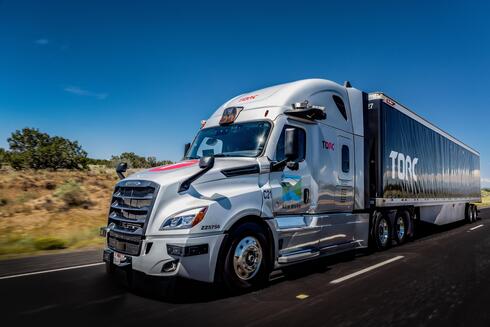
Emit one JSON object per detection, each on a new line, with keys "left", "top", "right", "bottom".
{"left": 101, "top": 78, "right": 480, "bottom": 291}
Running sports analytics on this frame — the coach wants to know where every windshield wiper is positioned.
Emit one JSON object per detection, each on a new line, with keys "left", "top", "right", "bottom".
{"left": 212, "top": 153, "right": 232, "bottom": 157}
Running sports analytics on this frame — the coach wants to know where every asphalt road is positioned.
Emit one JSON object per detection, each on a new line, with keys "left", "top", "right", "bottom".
{"left": 2, "top": 209, "right": 490, "bottom": 327}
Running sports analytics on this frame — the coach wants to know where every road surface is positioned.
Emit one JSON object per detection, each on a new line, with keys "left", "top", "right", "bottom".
{"left": 2, "top": 209, "right": 490, "bottom": 327}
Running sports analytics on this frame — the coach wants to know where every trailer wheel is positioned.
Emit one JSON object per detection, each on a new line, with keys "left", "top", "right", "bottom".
{"left": 394, "top": 210, "right": 410, "bottom": 245}
{"left": 218, "top": 222, "right": 270, "bottom": 292}
{"left": 371, "top": 212, "right": 392, "bottom": 250}
{"left": 471, "top": 205, "right": 478, "bottom": 222}
{"left": 465, "top": 204, "right": 473, "bottom": 223}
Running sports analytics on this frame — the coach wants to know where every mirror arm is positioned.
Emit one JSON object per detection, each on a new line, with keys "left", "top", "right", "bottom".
{"left": 286, "top": 161, "right": 299, "bottom": 171}
{"left": 179, "top": 156, "right": 215, "bottom": 193}
{"left": 271, "top": 159, "right": 287, "bottom": 172}
{"left": 116, "top": 162, "right": 128, "bottom": 180}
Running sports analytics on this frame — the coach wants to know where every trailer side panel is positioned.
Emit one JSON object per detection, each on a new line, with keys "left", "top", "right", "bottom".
{"left": 368, "top": 98, "right": 480, "bottom": 205}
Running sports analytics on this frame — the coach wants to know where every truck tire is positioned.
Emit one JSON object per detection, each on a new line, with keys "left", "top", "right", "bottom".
{"left": 471, "top": 205, "right": 478, "bottom": 222}
{"left": 218, "top": 222, "right": 270, "bottom": 292}
{"left": 394, "top": 210, "right": 410, "bottom": 245}
{"left": 371, "top": 212, "right": 392, "bottom": 251}
{"left": 465, "top": 204, "right": 472, "bottom": 223}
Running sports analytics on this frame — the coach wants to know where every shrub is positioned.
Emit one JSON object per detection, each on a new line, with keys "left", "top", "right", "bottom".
{"left": 33, "top": 237, "right": 67, "bottom": 250}
{"left": 110, "top": 152, "right": 173, "bottom": 168}
{"left": 6, "top": 128, "right": 88, "bottom": 170}
{"left": 54, "top": 180, "right": 90, "bottom": 207}
{"left": 45, "top": 180, "right": 56, "bottom": 190}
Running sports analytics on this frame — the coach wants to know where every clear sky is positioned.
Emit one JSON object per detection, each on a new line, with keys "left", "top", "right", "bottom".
{"left": 1, "top": 0, "right": 489, "bottom": 185}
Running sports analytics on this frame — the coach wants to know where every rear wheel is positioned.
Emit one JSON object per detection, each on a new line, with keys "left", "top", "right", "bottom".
{"left": 466, "top": 204, "right": 473, "bottom": 223}
{"left": 394, "top": 210, "right": 410, "bottom": 245}
{"left": 371, "top": 212, "right": 392, "bottom": 250}
{"left": 471, "top": 205, "right": 478, "bottom": 222}
{"left": 218, "top": 222, "right": 270, "bottom": 292}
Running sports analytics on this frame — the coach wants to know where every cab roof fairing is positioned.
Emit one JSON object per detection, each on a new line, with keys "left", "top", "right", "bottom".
{"left": 204, "top": 79, "right": 357, "bottom": 127}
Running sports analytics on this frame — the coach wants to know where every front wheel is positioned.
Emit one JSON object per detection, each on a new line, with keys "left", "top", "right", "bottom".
{"left": 218, "top": 222, "right": 270, "bottom": 292}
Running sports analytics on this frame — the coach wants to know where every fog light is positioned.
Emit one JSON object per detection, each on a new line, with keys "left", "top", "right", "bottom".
{"left": 167, "top": 244, "right": 184, "bottom": 256}
{"left": 162, "top": 259, "right": 179, "bottom": 273}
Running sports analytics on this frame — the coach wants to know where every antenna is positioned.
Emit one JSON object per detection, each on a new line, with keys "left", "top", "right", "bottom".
{"left": 344, "top": 81, "right": 352, "bottom": 88}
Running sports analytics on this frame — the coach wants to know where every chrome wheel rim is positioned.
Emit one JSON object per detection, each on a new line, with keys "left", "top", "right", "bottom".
{"left": 233, "top": 236, "right": 263, "bottom": 280}
{"left": 378, "top": 218, "right": 389, "bottom": 246}
{"left": 396, "top": 216, "right": 405, "bottom": 240}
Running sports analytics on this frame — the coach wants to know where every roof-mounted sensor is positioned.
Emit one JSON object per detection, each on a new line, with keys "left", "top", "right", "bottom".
{"left": 285, "top": 100, "right": 326, "bottom": 121}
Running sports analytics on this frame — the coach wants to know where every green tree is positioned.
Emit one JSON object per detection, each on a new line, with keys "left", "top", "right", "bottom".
{"left": 6, "top": 128, "right": 88, "bottom": 170}
{"left": 110, "top": 152, "right": 173, "bottom": 168}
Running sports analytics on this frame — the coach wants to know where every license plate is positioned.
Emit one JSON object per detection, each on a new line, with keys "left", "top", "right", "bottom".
{"left": 113, "top": 252, "right": 126, "bottom": 265}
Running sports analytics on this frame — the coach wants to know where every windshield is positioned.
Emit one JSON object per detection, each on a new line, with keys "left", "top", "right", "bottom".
{"left": 186, "top": 121, "right": 271, "bottom": 159}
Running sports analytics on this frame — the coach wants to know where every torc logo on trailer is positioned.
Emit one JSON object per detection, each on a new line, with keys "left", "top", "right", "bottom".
{"left": 389, "top": 151, "right": 419, "bottom": 182}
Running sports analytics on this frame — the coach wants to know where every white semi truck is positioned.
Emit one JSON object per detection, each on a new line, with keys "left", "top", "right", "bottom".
{"left": 101, "top": 78, "right": 481, "bottom": 290}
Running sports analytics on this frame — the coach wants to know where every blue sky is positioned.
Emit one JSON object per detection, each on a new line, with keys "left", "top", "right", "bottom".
{"left": 1, "top": 0, "right": 489, "bottom": 185}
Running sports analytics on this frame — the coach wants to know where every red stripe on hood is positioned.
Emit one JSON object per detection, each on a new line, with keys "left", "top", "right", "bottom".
{"left": 149, "top": 160, "right": 199, "bottom": 172}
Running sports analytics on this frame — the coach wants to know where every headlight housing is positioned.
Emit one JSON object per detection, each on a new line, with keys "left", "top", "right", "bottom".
{"left": 160, "top": 207, "right": 208, "bottom": 230}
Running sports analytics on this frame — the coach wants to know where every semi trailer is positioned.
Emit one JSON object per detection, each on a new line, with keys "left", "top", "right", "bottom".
{"left": 101, "top": 78, "right": 481, "bottom": 290}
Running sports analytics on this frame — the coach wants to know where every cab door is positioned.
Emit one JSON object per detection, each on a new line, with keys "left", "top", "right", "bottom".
{"left": 269, "top": 122, "right": 312, "bottom": 215}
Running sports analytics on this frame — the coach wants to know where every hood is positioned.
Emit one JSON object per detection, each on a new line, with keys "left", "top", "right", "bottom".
{"left": 125, "top": 157, "right": 260, "bottom": 188}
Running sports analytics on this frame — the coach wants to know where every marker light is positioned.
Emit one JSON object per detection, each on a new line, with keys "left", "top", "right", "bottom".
{"left": 219, "top": 107, "right": 243, "bottom": 125}
{"left": 160, "top": 207, "right": 208, "bottom": 230}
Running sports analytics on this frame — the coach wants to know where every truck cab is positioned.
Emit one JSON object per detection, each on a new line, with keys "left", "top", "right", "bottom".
{"left": 101, "top": 79, "right": 385, "bottom": 290}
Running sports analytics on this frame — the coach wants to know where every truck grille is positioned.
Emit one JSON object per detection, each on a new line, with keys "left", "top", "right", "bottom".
{"left": 106, "top": 180, "right": 159, "bottom": 256}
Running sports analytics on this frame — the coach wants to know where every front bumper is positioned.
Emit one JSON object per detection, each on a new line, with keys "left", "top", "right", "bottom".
{"left": 103, "top": 233, "right": 225, "bottom": 283}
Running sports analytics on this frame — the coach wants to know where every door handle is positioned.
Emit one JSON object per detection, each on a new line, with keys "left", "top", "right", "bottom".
{"left": 304, "top": 188, "right": 310, "bottom": 204}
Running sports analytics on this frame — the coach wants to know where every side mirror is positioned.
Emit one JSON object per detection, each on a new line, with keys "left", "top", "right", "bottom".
{"left": 116, "top": 162, "right": 128, "bottom": 180}
{"left": 199, "top": 156, "right": 215, "bottom": 169}
{"left": 184, "top": 142, "right": 191, "bottom": 158}
{"left": 284, "top": 128, "right": 299, "bottom": 161}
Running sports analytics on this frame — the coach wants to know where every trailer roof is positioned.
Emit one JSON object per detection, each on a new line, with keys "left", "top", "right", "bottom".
{"left": 368, "top": 92, "right": 479, "bottom": 156}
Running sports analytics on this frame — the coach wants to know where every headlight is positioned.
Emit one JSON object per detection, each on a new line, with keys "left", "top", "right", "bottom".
{"left": 160, "top": 207, "right": 208, "bottom": 230}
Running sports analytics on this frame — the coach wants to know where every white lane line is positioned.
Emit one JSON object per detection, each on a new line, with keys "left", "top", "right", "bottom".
{"left": 330, "top": 255, "right": 404, "bottom": 284}
{"left": 0, "top": 262, "right": 104, "bottom": 280}
{"left": 469, "top": 224, "right": 484, "bottom": 231}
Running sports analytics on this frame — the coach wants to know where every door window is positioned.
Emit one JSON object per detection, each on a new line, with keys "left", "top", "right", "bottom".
{"left": 342, "top": 145, "right": 350, "bottom": 173}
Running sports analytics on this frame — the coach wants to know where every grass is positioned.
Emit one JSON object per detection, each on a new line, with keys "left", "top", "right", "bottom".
{"left": 0, "top": 166, "right": 120, "bottom": 259}
{"left": 478, "top": 189, "right": 490, "bottom": 208}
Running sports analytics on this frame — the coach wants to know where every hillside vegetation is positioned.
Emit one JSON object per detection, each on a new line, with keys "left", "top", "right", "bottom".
{"left": 0, "top": 166, "right": 135, "bottom": 258}
{"left": 480, "top": 188, "right": 490, "bottom": 208}
{"left": 0, "top": 127, "right": 173, "bottom": 259}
